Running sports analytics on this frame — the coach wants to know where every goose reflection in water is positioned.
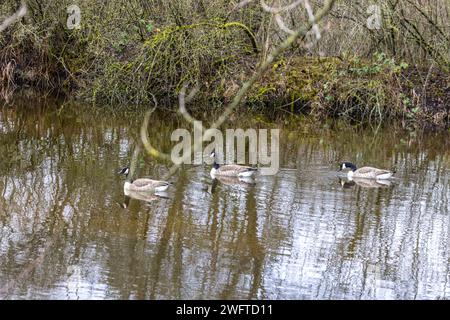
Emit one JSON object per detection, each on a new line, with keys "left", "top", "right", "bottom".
{"left": 339, "top": 177, "right": 392, "bottom": 189}
{"left": 208, "top": 176, "right": 256, "bottom": 194}
{"left": 120, "top": 190, "right": 170, "bottom": 208}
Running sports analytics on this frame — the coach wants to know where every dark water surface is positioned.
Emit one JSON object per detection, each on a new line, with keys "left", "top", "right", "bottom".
{"left": 0, "top": 101, "right": 449, "bottom": 299}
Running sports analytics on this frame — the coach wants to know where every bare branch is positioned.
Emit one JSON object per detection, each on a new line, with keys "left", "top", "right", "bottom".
{"left": 140, "top": 95, "right": 172, "bottom": 161}
{"left": 267, "top": 1, "right": 321, "bottom": 39}
{"left": 260, "top": 0, "right": 302, "bottom": 14}
{"left": 0, "top": 1, "right": 27, "bottom": 33}
{"left": 304, "top": 0, "right": 321, "bottom": 40}
{"left": 178, "top": 84, "right": 201, "bottom": 126}
{"left": 303, "top": 20, "right": 331, "bottom": 51}
{"left": 275, "top": 13, "right": 295, "bottom": 34}
{"left": 209, "top": 0, "right": 336, "bottom": 132}
{"left": 227, "top": 0, "right": 253, "bottom": 17}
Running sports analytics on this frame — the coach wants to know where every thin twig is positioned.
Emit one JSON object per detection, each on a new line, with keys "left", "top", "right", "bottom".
{"left": 178, "top": 84, "right": 201, "bottom": 126}
{"left": 140, "top": 95, "right": 172, "bottom": 161}
{"left": 0, "top": 1, "right": 27, "bottom": 32}
{"left": 275, "top": 13, "right": 295, "bottom": 34}
{"left": 260, "top": 0, "right": 302, "bottom": 14}
{"left": 303, "top": 0, "right": 321, "bottom": 40}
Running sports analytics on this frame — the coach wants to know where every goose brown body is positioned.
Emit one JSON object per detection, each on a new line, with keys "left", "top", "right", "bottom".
{"left": 209, "top": 151, "right": 258, "bottom": 178}
{"left": 124, "top": 178, "right": 171, "bottom": 192}
{"left": 119, "top": 167, "right": 171, "bottom": 193}
{"left": 340, "top": 162, "right": 393, "bottom": 180}
{"left": 211, "top": 164, "right": 258, "bottom": 177}
{"left": 351, "top": 166, "right": 393, "bottom": 180}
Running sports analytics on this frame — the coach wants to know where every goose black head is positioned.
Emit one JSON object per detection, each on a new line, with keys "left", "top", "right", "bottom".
{"left": 118, "top": 167, "right": 130, "bottom": 176}
{"left": 339, "top": 162, "right": 357, "bottom": 172}
{"left": 209, "top": 150, "right": 221, "bottom": 169}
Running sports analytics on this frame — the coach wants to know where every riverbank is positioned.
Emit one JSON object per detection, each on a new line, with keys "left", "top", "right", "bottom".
{"left": 249, "top": 56, "right": 450, "bottom": 127}
{"left": 1, "top": 1, "right": 449, "bottom": 128}
{"left": 2, "top": 53, "right": 448, "bottom": 128}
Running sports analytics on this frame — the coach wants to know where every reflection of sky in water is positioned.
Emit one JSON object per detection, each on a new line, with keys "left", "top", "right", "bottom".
{"left": 0, "top": 105, "right": 450, "bottom": 299}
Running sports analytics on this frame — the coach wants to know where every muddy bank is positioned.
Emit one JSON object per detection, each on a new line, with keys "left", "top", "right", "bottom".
{"left": 246, "top": 56, "right": 450, "bottom": 127}
{"left": 2, "top": 52, "right": 448, "bottom": 128}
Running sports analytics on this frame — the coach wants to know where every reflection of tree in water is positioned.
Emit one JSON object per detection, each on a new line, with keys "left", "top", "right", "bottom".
{"left": 1, "top": 103, "right": 450, "bottom": 299}
{"left": 0, "top": 102, "right": 150, "bottom": 298}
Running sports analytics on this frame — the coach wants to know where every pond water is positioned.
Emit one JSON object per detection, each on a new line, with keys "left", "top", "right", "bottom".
{"left": 0, "top": 100, "right": 450, "bottom": 300}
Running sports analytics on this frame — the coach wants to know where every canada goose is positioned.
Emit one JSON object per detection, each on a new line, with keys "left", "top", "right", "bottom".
{"left": 209, "top": 151, "right": 258, "bottom": 178}
{"left": 339, "top": 162, "right": 393, "bottom": 180}
{"left": 118, "top": 167, "right": 171, "bottom": 193}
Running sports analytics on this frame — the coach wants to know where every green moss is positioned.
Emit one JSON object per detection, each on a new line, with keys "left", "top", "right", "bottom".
{"left": 245, "top": 55, "right": 419, "bottom": 123}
